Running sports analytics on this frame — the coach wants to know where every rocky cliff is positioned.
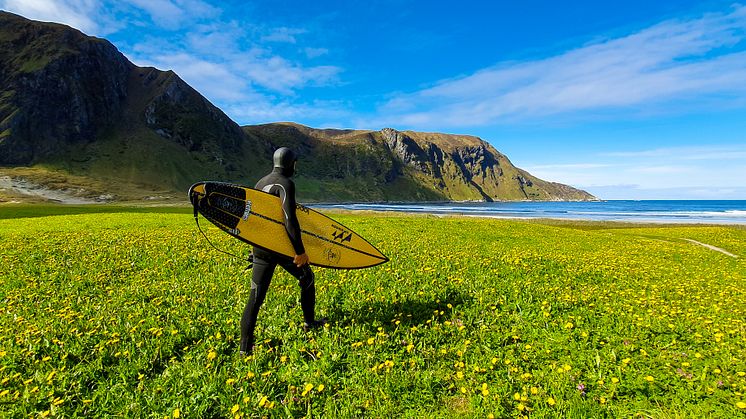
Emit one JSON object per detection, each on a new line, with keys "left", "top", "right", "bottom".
{"left": 243, "top": 123, "right": 594, "bottom": 201}
{"left": 0, "top": 12, "right": 595, "bottom": 202}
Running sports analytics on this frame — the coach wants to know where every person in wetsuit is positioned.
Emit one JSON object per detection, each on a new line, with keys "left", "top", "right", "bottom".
{"left": 240, "top": 147, "right": 325, "bottom": 355}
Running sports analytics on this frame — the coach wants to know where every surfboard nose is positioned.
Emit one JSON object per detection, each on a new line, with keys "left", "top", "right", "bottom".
{"left": 188, "top": 182, "right": 207, "bottom": 214}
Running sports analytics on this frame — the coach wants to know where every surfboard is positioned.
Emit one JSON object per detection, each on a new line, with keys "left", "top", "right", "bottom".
{"left": 188, "top": 181, "right": 389, "bottom": 269}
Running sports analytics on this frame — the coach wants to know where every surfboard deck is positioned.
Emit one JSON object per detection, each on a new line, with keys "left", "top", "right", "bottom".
{"left": 188, "top": 181, "right": 389, "bottom": 269}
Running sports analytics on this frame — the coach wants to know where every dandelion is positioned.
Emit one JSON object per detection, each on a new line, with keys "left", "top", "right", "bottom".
{"left": 173, "top": 408, "right": 180, "bottom": 418}
{"left": 547, "top": 397, "right": 556, "bottom": 406}
{"left": 207, "top": 350, "right": 216, "bottom": 361}
{"left": 231, "top": 404, "right": 240, "bottom": 414}
{"left": 737, "top": 401, "right": 746, "bottom": 409}
{"left": 302, "top": 383, "right": 314, "bottom": 397}
{"left": 645, "top": 376, "right": 654, "bottom": 383}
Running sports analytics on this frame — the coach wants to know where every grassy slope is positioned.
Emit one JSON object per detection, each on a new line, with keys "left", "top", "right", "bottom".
{"left": 0, "top": 209, "right": 744, "bottom": 417}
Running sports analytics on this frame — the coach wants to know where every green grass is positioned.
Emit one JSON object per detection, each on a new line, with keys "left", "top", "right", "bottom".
{"left": 0, "top": 209, "right": 745, "bottom": 417}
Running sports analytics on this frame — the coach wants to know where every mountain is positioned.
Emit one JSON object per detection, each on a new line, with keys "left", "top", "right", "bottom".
{"left": 0, "top": 11, "right": 595, "bottom": 203}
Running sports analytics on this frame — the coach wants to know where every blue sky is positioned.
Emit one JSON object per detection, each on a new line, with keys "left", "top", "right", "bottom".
{"left": 2, "top": 0, "right": 746, "bottom": 199}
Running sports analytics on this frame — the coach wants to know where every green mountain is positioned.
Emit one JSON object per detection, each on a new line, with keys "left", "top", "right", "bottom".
{"left": 0, "top": 11, "right": 595, "bottom": 203}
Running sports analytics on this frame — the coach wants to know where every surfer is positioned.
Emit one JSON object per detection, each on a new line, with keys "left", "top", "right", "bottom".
{"left": 240, "top": 147, "right": 326, "bottom": 355}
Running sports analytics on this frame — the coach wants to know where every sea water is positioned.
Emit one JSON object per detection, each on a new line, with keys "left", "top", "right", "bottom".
{"left": 311, "top": 200, "right": 746, "bottom": 224}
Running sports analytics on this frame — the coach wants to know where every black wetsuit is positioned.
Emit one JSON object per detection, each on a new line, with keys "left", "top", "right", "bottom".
{"left": 239, "top": 165, "right": 315, "bottom": 353}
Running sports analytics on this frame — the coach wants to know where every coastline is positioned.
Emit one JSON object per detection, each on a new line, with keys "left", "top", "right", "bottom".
{"left": 312, "top": 200, "right": 746, "bottom": 226}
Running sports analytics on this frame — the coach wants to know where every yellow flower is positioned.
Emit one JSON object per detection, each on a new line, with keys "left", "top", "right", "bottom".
{"left": 207, "top": 350, "right": 216, "bottom": 361}
{"left": 456, "top": 371, "right": 464, "bottom": 379}
{"left": 736, "top": 401, "right": 746, "bottom": 409}
{"left": 547, "top": 397, "right": 556, "bottom": 406}
{"left": 645, "top": 375, "right": 654, "bottom": 382}
{"left": 611, "top": 377, "right": 619, "bottom": 384}
{"left": 302, "top": 383, "right": 315, "bottom": 397}
{"left": 317, "top": 384, "right": 325, "bottom": 392}
{"left": 230, "top": 404, "right": 240, "bottom": 414}
{"left": 173, "top": 408, "right": 180, "bottom": 418}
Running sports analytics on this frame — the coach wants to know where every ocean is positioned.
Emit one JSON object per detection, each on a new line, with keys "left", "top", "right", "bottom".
{"left": 311, "top": 200, "right": 746, "bottom": 224}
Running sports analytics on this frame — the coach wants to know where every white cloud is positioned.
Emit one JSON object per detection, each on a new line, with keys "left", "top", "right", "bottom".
{"left": 225, "top": 99, "right": 350, "bottom": 125}
{"left": 523, "top": 144, "right": 746, "bottom": 199}
{"left": 261, "top": 27, "right": 307, "bottom": 44}
{"left": 0, "top": 0, "right": 110, "bottom": 34}
{"left": 375, "top": 5, "right": 746, "bottom": 128}
{"left": 123, "top": 0, "right": 219, "bottom": 30}
{"left": 304, "top": 47, "right": 329, "bottom": 58}
{"left": 603, "top": 146, "right": 746, "bottom": 160}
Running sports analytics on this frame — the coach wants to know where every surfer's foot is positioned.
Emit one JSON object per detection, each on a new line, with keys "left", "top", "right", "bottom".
{"left": 239, "top": 345, "right": 254, "bottom": 357}
{"left": 303, "top": 318, "right": 328, "bottom": 331}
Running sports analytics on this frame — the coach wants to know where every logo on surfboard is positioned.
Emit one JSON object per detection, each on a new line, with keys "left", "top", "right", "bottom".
{"left": 331, "top": 225, "right": 352, "bottom": 243}
{"left": 324, "top": 247, "right": 341, "bottom": 263}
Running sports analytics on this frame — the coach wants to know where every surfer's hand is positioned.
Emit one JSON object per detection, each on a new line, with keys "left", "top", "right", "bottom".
{"left": 294, "top": 253, "right": 309, "bottom": 267}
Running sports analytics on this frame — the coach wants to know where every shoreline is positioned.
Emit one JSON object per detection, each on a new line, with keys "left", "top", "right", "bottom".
{"left": 317, "top": 208, "right": 746, "bottom": 226}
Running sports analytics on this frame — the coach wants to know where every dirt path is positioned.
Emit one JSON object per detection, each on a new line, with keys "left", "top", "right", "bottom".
{"left": 0, "top": 176, "right": 97, "bottom": 204}
{"left": 684, "top": 239, "right": 739, "bottom": 258}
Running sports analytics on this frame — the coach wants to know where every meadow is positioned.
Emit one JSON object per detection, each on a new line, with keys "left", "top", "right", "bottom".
{"left": 0, "top": 206, "right": 745, "bottom": 418}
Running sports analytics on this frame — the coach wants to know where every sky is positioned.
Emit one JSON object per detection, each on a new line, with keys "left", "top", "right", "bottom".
{"left": 2, "top": 0, "right": 746, "bottom": 200}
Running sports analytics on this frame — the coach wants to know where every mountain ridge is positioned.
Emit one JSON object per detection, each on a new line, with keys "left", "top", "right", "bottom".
{"left": 0, "top": 11, "right": 596, "bottom": 203}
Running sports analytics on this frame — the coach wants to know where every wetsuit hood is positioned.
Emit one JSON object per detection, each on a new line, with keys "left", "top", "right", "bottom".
{"left": 272, "top": 147, "right": 297, "bottom": 177}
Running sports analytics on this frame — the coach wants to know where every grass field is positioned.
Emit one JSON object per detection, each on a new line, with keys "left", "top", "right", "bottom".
{"left": 1, "top": 206, "right": 745, "bottom": 417}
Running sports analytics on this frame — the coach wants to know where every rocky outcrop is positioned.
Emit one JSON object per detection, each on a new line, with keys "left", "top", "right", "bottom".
{"left": 0, "top": 12, "right": 132, "bottom": 164}
{"left": 244, "top": 124, "right": 596, "bottom": 202}
{"left": 0, "top": 11, "right": 246, "bottom": 168}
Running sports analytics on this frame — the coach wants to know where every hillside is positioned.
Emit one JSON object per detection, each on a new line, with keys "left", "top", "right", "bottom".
{"left": 0, "top": 11, "right": 595, "bottom": 203}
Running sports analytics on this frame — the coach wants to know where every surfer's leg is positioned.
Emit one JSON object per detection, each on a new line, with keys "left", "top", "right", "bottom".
{"left": 240, "top": 254, "right": 276, "bottom": 353}
{"left": 280, "top": 261, "right": 316, "bottom": 325}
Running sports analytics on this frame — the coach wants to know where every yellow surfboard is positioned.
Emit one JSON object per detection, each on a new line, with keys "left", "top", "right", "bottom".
{"left": 188, "top": 181, "right": 388, "bottom": 269}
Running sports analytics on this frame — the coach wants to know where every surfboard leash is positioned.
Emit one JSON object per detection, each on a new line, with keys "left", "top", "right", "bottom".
{"left": 193, "top": 204, "right": 254, "bottom": 270}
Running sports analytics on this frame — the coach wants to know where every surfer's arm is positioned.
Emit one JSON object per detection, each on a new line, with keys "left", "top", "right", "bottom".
{"left": 279, "top": 181, "right": 306, "bottom": 256}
